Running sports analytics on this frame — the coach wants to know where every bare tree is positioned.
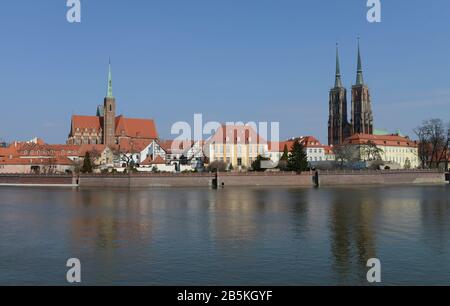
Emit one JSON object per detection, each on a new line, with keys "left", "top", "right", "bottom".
{"left": 414, "top": 119, "right": 450, "bottom": 169}
{"left": 113, "top": 143, "right": 139, "bottom": 170}
{"left": 334, "top": 144, "right": 358, "bottom": 169}
{"left": 414, "top": 124, "right": 431, "bottom": 169}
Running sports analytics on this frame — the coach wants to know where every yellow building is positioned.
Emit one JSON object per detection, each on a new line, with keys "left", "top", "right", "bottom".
{"left": 346, "top": 134, "right": 419, "bottom": 169}
{"left": 206, "top": 125, "right": 268, "bottom": 170}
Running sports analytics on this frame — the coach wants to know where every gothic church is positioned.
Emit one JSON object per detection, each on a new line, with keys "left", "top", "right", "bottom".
{"left": 328, "top": 41, "right": 374, "bottom": 146}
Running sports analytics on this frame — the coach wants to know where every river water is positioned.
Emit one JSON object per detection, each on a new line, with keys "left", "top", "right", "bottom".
{"left": 0, "top": 185, "right": 449, "bottom": 285}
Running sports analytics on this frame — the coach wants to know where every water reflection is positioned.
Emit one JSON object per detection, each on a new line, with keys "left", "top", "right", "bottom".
{"left": 0, "top": 185, "right": 449, "bottom": 285}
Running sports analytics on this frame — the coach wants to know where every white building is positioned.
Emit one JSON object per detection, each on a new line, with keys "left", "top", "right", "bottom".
{"left": 269, "top": 136, "right": 334, "bottom": 166}
{"left": 345, "top": 133, "right": 419, "bottom": 169}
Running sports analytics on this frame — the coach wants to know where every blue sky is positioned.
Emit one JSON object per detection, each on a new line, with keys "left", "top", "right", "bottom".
{"left": 0, "top": 0, "right": 449, "bottom": 144}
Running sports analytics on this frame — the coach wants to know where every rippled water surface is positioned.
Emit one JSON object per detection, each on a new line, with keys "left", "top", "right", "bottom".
{"left": 0, "top": 185, "right": 449, "bottom": 285}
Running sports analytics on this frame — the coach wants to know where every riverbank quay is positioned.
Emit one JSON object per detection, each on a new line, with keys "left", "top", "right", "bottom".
{"left": 0, "top": 174, "right": 77, "bottom": 187}
{"left": 0, "top": 170, "right": 447, "bottom": 188}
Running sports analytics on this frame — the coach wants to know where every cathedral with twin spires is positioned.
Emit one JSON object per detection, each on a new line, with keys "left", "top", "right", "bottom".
{"left": 328, "top": 40, "right": 374, "bottom": 146}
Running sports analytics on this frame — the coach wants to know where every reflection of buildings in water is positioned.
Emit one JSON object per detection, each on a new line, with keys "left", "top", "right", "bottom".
{"left": 208, "top": 189, "right": 260, "bottom": 248}
{"left": 285, "top": 189, "right": 311, "bottom": 241}
{"left": 208, "top": 189, "right": 287, "bottom": 248}
{"left": 417, "top": 187, "right": 450, "bottom": 254}
{"left": 156, "top": 189, "right": 213, "bottom": 241}
{"left": 208, "top": 188, "right": 312, "bottom": 254}
{"left": 329, "top": 188, "right": 379, "bottom": 284}
{"left": 70, "top": 189, "right": 154, "bottom": 252}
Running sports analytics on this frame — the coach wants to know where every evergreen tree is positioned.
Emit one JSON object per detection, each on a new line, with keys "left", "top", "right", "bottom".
{"left": 81, "top": 151, "right": 93, "bottom": 174}
{"left": 280, "top": 144, "right": 289, "bottom": 161}
{"left": 288, "top": 141, "right": 308, "bottom": 173}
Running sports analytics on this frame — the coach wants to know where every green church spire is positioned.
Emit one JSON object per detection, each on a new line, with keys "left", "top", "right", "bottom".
{"left": 356, "top": 38, "right": 364, "bottom": 86}
{"left": 106, "top": 60, "right": 113, "bottom": 98}
{"left": 335, "top": 43, "right": 343, "bottom": 88}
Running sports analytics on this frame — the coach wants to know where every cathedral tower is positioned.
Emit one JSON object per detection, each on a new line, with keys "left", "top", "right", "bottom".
{"left": 103, "top": 61, "right": 116, "bottom": 146}
{"left": 351, "top": 40, "right": 373, "bottom": 135}
{"left": 328, "top": 45, "right": 351, "bottom": 146}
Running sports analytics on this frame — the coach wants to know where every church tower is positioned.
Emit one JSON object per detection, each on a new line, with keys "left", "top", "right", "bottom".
{"left": 351, "top": 40, "right": 373, "bottom": 135}
{"left": 328, "top": 45, "right": 351, "bottom": 146}
{"left": 103, "top": 61, "right": 116, "bottom": 146}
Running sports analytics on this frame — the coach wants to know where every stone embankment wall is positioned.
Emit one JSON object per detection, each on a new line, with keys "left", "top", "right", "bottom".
{"left": 78, "top": 172, "right": 314, "bottom": 188}
{"left": 77, "top": 170, "right": 446, "bottom": 188}
{"left": 0, "top": 174, "right": 75, "bottom": 186}
{"left": 317, "top": 170, "right": 446, "bottom": 186}
{"left": 0, "top": 170, "right": 446, "bottom": 188}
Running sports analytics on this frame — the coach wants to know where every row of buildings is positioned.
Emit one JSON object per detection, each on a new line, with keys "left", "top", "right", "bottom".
{"left": 0, "top": 44, "right": 422, "bottom": 174}
{"left": 0, "top": 131, "right": 420, "bottom": 174}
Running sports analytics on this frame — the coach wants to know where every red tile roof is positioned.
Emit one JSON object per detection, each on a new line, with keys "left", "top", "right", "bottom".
{"left": 77, "top": 144, "right": 108, "bottom": 156}
{"left": 345, "top": 134, "right": 418, "bottom": 148}
{"left": 116, "top": 139, "right": 153, "bottom": 153}
{"left": 269, "top": 136, "right": 327, "bottom": 152}
{"left": 299, "top": 136, "right": 324, "bottom": 148}
{"left": 115, "top": 116, "right": 158, "bottom": 139}
{"left": 141, "top": 155, "right": 166, "bottom": 166}
{"left": 71, "top": 115, "right": 102, "bottom": 131}
{"left": 16, "top": 143, "right": 82, "bottom": 157}
{"left": 70, "top": 115, "right": 158, "bottom": 140}
{"left": 0, "top": 139, "right": 48, "bottom": 158}
{"left": 207, "top": 124, "right": 267, "bottom": 145}
{"left": 159, "top": 140, "right": 193, "bottom": 154}
{"left": 0, "top": 146, "right": 18, "bottom": 158}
